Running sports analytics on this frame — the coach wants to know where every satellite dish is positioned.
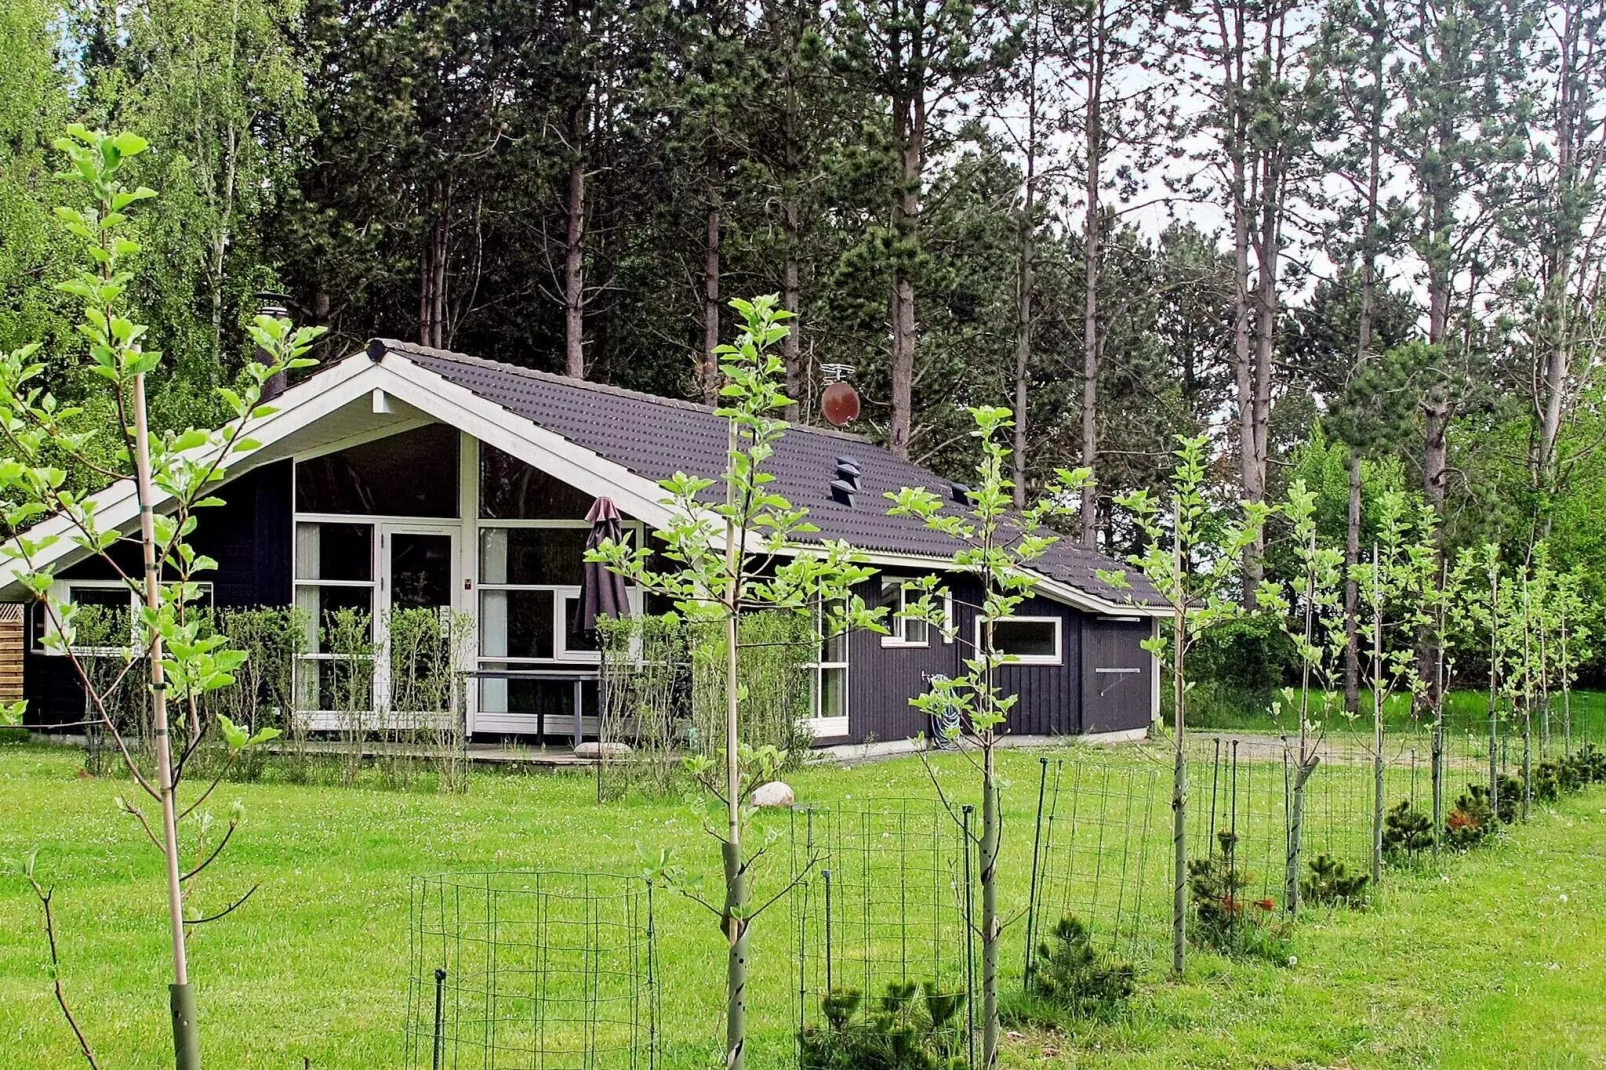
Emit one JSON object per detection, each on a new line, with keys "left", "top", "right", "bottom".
{"left": 822, "top": 381, "right": 860, "bottom": 427}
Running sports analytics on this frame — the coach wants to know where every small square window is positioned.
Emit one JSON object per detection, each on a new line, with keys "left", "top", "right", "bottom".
{"left": 881, "top": 580, "right": 930, "bottom": 648}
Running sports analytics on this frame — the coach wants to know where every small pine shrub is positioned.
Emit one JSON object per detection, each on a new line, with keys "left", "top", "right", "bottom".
{"left": 1573, "top": 744, "right": 1606, "bottom": 783}
{"left": 1556, "top": 745, "right": 1606, "bottom": 792}
{"left": 1491, "top": 775, "right": 1523, "bottom": 825}
{"left": 800, "top": 980, "right": 966, "bottom": 1070}
{"left": 1446, "top": 787, "right": 1496, "bottom": 850}
{"left": 1382, "top": 801, "right": 1434, "bottom": 861}
{"left": 1187, "top": 831, "right": 1290, "bottom": 963}
{"left": 1532, "top": 761, "right": 1562, "bottom": 802}
{"left": 1302, "top": 854, "right": 1368, "bottom": 906}
{"left": 1027, "top": 915, "right": 1135, "bottom": 1017}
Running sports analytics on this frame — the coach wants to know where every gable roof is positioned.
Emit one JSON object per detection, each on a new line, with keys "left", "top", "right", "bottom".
{"left": 0, "top": 338, "right": 1164, "bottom": 613}
{"left": 371, "top": 338, "right": 1164, "bottom": 610}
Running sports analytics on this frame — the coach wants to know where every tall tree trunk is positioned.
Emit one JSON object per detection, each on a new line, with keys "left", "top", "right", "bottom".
{"left": 1346, "top": 8, "right": 1384, "bottom": 718}
{"left": 1013, "top": 119, "right": 1036, "bottom": 507}
{"left": 564, "top": 0, "right": 588, "bottom": 379}
{"left": 1245, "top": 147, "right": 1281, "bottom": 599}
{"left": 889, "top": 89, "right": 922, "bottom": 459}
{"left": 783, "top": 198, "right": 803, "bottom": 419}
{"left": 564, "top": 153, "right": 586, "bottom": 378}
{"left": 779, "top": 8, "right": 804, "bottom": 420}
{"left": 1079, "top": 25, "right": 1102, "bottom": 545}
{"left": 703, "top": 183, "right": 722, "bottom": 404}
{"left": 1230, "top": 173, "right": 1258, "bottom": 602}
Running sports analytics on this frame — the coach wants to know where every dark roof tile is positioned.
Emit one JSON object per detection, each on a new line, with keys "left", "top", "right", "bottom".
{"left": 375, "top": 339, "right": 1163, "bottom": 607}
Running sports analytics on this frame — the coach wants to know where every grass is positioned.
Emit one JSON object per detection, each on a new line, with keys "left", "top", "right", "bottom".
{"left": 1185, "top": 683, "right": 1606, "bottom": 739}
{"left": 1, "top": 737, "right": 1603, "bottom": 1069}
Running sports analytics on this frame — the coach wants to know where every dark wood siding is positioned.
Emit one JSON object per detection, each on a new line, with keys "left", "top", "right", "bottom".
{"left": 843, "top": 574, "right": 1112, "bottom": 744}
{"left": 844, "top": 574, "right": 961, "bottom": 744}
{"left": 22, "top": 461, "right": 293, "bottom": 728}
{"left": 1079, "top": 617, "right": 1154, "bottom": 734}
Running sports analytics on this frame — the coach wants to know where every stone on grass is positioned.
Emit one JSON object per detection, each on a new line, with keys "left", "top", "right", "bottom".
{"left": 574, "top": 741, "right": 633, "bottom": 759}
{"left": 750, "top": 781, "right": 795, "bottom": 808}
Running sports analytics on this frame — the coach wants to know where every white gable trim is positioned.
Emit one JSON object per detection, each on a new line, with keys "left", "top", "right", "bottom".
{"left": 0, "top": 345, "right": 1165, "bottom": 617}
{"left": 0, "top": 354, "right": 382, "bottom": 593}
{"left": 368, "top": 353, "right": 677, "bottom": 530}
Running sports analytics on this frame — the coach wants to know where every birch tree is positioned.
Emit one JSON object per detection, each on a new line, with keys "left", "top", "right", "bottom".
{"left": 887, "top": 405, "right": 1090, "bottom": 1068}
{"left": 1108, "top": 434, "right": 1270, "bottom": 977}
{"left": 588, "top": 295, "right": 882, "bottom": 1070}
{"left": 0, "top": 127, "right": 322, "bottom": 1070}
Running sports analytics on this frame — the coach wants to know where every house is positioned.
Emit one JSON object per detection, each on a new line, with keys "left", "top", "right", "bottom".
{"left": 0, "top": 338, "right": 1168, "bottom": 747}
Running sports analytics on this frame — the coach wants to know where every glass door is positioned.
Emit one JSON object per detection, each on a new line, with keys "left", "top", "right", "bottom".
{"left": 379, "top": 525, "right": 459, "bottom": 721}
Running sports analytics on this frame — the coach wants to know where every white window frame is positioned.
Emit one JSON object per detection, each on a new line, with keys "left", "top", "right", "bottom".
{"left": 808, "top": 599, "right": 850, "bottom": 737}
{"left": 880, "top": 579, "right": 931, "bottom": 648}
{"left": 974, "top": 614, "right": 1062, "bottom": 666}
{"left": 38, "top": 578, "right": 213, "bottom": 656}
{"left": 475, "top": 520, "right": 644, "bottom": 669}
{"left": 292, "top": 517, "right": 381, "bottom": 716}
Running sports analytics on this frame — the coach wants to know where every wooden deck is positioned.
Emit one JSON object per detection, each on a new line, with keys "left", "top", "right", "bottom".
{"left": 263, "top": 739, "right": 599, "bottom": 768}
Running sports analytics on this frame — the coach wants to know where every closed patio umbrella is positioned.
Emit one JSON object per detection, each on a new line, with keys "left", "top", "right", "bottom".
{"left": 573, "top": 497, "right": 631, "bottom": 636}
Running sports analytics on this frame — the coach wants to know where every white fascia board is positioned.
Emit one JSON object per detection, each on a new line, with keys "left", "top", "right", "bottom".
{"left": 1031, "top": 575, "right": 1171, "bottom": 618}
{"left": 848, "top": 548, "right": 1168, "bottom": 617}
{"left": 0, "top": 354, "right": 382, "bottom": 594}
{"left": 370, "top": 355, "right": 678, "bottom": 531}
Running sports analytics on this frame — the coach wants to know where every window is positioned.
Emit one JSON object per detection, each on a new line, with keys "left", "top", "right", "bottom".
{"left": 477, "top": 527, "right": 608, "bottom": 666}
{"left": 475, "top": 455, "right": 641, "bottom": 729}
{"left": 480, "top": 443, "right": 595, "bottom": 520}
{"left": 880, "top": 579, "right": 930, "bottom": 648}
{"left": 294, "top": 424, "right": 459, "bottom": 517}
{"left": 293, "top": 521, "right": 377, "bottom": 710}
{"left": 808, "top": 600, "right": 850, "bottom": 737}
{"left": 976, "top": 615, "right": 1061, "bottom": 665}
{"left": 37, "top": 579, "right": 213, "bottom": 655}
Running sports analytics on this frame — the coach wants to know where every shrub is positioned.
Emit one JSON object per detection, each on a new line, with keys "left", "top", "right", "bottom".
{"left": 1532, "top": 761, "right": 1562, "bottom": 802}
{"left": 1490, "top": 775, "right": 1523, "bottom": 825}
{"left": 1381, "top": 801, "right": 1434, "bottom": 861}
{"left": 1302, "top": 854, "right": 1368, "bottom": 906}
{"left": 1027, "top": 915, "right": 1134, "bottom": 1017}
{"left": 1190, "top": 615, "right": 1297, "bottom": 694}
{"left": 800, "top": 981, "right": 966, "bottom": 1070}
{"left": 1446, "top": 787, "right": 1496, "bottom": 850}
{"left": 1187, "top": 831, "right": 1291, "bottom": 963}
{"left": 1558, "top": 744, "right": 1606, "bottom": 791}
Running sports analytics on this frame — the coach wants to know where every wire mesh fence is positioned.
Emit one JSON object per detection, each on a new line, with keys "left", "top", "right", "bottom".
{"left": 791, "top": 798, "right": 976, "bottom": 1070}
{"left": 1024, "top": 709, "right": 1606, "bottom": 982}
{"left": 406, "top": 871, "right": 658, "bottom": 1070}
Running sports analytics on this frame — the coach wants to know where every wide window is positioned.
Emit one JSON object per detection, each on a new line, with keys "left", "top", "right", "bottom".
{"left": 808, "top": 600, "right": 850, "bottom": 737}
{"left": 37, "top": 579, "right": 213, "bottom": 655}
{"left": 294, "top": 423, "right": 459, "bottom": 517}
{"left": 478, "top": 527, "right": 599, "bottom": 663}
{"left": 976, "top": 615, "right": 1061, "bottom": 665}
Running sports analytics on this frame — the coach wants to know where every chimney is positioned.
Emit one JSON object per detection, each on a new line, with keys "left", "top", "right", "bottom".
{"left": 256, "top": 291, "right": 291, "bottom": 402}
{"left": 950, "top": 482, "right": 972, "bottom": 505}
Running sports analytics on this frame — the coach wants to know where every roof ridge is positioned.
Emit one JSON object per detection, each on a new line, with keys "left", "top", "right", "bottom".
{"left": 371, "top": 338, "right": 872, "bottom": 445}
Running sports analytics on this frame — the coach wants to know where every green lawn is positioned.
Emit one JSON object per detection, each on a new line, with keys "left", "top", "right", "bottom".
{"left": 1, "top": 739, "right": 1603, "bottom": 1069}
{"left": 1187, "top": 685, "right": 1606, "bottom": 741}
